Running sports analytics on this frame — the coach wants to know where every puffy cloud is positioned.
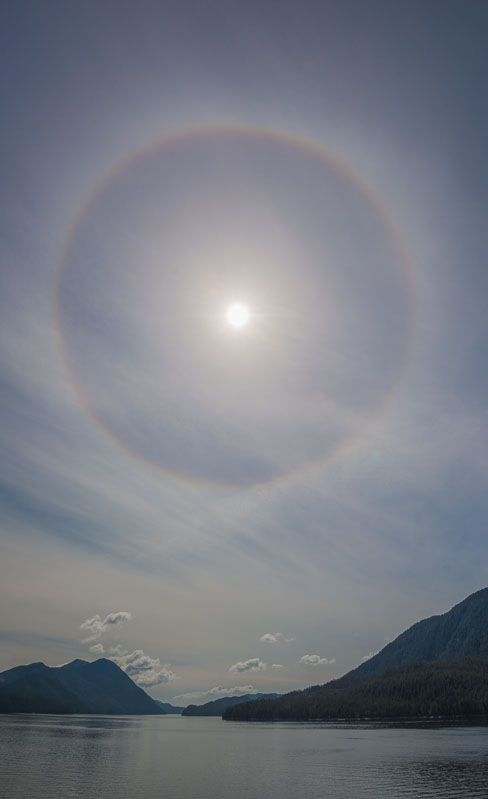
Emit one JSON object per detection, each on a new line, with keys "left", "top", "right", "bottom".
{"left": 229, "top": 657, "right": 266, "bottom": 673}
{"left": 110, "top": 649, "right": 179, "bottom": 686}
{"left": 174, "top": 685, "right": 255, "bottom": 701}
{"left": 259, "top": 632, "right": 295, "bottom": 643}
{"left": 80, "top": 611, "right": 132, "bottom": 643}
{"left": 271, "top": 663, "right": 284, "bottom": 669}
{"left": 79, "top": 612, "right": 176, "bottom": 687}
{"left": 80, "top": 615, "right": 104, "bottom": 643}
{"left": 299, "top": 654, "right": 336, "bottom": 666}
{"left": 361, "top": 651, "right": 379, "bottom": 662}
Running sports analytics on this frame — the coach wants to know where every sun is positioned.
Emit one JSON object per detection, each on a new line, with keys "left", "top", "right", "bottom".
{"left": 226, "top": 303, "right": 250, "bottom": 328}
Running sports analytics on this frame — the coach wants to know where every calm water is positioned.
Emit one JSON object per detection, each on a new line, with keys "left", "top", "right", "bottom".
{"left": 1, "top": 714, "right": 488, "bottom": 799}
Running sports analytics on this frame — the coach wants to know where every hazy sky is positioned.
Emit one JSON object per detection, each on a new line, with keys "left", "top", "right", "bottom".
{"left": 1, "top": 0, "right": 488, "bottom": 703}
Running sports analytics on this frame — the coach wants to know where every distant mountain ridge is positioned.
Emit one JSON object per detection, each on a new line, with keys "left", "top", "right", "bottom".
{"left": 224, "top": 588, "right": 488, "bottom": 721}
{"left": 182, "top": 693, "right": 281, "bottom": 716}
{"left": 155, "top": 700, "right": 185, "bottom": 714}
{"left": 0, "top": 658, "right": 165, "bottom": 715}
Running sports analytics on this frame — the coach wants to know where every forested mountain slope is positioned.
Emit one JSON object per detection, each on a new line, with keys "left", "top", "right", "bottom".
{"left": 224, "top": 657, "right": 488, "bottom": 721}
{"left": 351, "top": 588, "right": 488, "bottom": 677}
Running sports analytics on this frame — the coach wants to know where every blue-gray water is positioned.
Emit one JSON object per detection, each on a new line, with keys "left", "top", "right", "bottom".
{"left": 1, "top": 714, "right": 488, "bottom": 798}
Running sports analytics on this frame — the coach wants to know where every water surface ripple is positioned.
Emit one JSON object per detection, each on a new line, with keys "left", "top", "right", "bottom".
{"left": 1, "top": 715, "right": 487, "bottom": 799}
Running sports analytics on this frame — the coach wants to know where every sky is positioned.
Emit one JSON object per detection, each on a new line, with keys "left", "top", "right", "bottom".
{"left": 1, "top": 0, "right": 488, "bottom": 703}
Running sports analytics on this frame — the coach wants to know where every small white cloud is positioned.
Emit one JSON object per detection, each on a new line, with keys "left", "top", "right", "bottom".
{"left": 229, "top": 657, "right": 267, "bottom": 673}
{"left": 174, "top": 685, "right": 255, "bottom": 701}
{"left": 89, "top": 643, "right": 105, "bottom": 654}
{"left": 80, "top": 611, "right": 132, "bottom": 643}
{"left": 271, "top": 663, "right": 284, "bottom": 669}
{"left": 361, "top": 651, "right": 378, "bottom": 662}
{"left": 260, "top": 632, "right": 295, "bottom": 643}
{"left": 111, "top": 649, "right": 179, "bottom": 686}
{"left": 299, "top": 654, "right": 336, "bottom": 666}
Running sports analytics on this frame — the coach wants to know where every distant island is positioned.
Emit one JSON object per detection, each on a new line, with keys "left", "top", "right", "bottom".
{"left": 182, "top": 693, "right": 280, "bottom": 716}
{"left": 225, "top": 587, "right": 488, "bottom": 721}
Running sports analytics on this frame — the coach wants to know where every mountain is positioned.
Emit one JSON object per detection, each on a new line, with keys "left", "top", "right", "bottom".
{"left": 182, "top": 693, "right": 281, "bottom": 716}
{"left": 155, "top": 700, "right": 185, "bottom": 714}
{"left": 0, "top": 658, "right": 165, "bottom": 715}
{"left": 223, "top": 657, "right": 488, "bottom": 721}
{"left": 224, "top": 588, "right": 488, "bottom": 721}
{"left": 351, "top": 587, "right": 488, "bottom": 677}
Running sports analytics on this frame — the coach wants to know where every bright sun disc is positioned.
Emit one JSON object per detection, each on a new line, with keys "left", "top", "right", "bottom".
{"left": 226, "top": 303, "right": 250, "bottom": 328}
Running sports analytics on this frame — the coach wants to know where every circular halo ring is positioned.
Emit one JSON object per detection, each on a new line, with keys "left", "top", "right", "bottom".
{"left": 55, "top": 124, "right": 417, "bottom": 489}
